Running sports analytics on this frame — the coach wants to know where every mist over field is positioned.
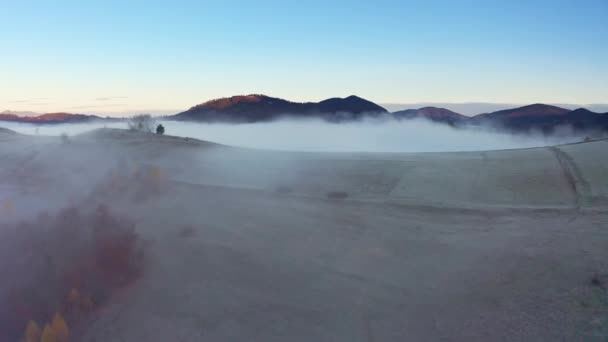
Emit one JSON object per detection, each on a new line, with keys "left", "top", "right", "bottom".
{"left": 1, "top": 119, "right": 581, "bottom": 152}
{"left": 0, "top": 118, "right": 582, "bottom": 153}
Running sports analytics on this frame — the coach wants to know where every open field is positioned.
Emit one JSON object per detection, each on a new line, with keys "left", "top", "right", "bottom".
{"left": 1, "top": 128, "right": 607, "bottom": 341}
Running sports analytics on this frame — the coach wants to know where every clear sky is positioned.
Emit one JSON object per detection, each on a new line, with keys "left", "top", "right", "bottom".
{"left": 1, "top": 0, "right": 607, "bottom": 115}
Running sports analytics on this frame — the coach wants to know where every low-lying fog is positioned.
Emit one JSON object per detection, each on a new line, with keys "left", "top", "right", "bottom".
{"left": 0, "top": 119, "right": 581, "bottom": 153}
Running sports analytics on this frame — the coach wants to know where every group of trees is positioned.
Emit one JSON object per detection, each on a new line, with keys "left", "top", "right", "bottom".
{"left": 0, "top": 205, "right": 143, "bottom": 341}
{"left": 127, "top": 115, "right": 164, "bottom": 135}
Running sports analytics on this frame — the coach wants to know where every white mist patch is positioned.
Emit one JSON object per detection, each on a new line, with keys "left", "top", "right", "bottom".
{"left": 156, "top": 119, "right": 579, "bottom": 152}
{"left": 0, "top": 118, "right": 580, "bottom": 152}
{"left": 0, "top": 121, "right": 126, "bottom": 136}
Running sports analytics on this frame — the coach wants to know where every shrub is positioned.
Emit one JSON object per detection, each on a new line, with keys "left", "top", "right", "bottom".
{"left": 178, "top": 225, "right": 196, "bottom": 238}
{"left": 326, "top": 191, "right": 349, "bottom": 200}
{"left": 156, "top": 124, "right": 165, "bottom": 135}
{"left": 591, "top": 273, "right": 607, "bottom": 290}
{"left": 24, "top": 320, "right": 41, "bottom": 342}
{"left": 51, "top": 312, "right": 69, "bottom": 342}
{"left": 94, "top": 163, "right": 167, "bottom": 202}
{"left": 40, "top": 324, "right": 54, "bottom": 342}
{"left": 275, "top": 185, "right": 294, "bottom": 194}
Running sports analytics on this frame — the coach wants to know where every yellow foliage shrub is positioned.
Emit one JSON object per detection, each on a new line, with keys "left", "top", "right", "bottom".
{"left": 67, "top": 288, "right": 80, "bottom": 308}
{"left": 51, "top": 312, "right": 69, "bottom": 342}
{"left": 149, "top": 167, "right": 162, "bottom": 180}
{"left": 81, "top": 295, "right": 95, "bottom": 311}
{"left": 24, "top": 320, "right": 41, "bottom": 342}
{"left": 2, "top": 198, "right": 14, "bottom": 214}
{"left": 40, "top": 324, "right": 56, "bottom": 342}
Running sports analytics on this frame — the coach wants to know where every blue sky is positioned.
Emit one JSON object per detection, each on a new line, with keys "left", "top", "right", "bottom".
{"left": 1, "top": 0, "right": 607, "bottom": 115}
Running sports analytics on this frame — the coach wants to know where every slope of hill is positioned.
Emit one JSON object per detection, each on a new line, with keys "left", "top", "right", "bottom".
{"left": 316, "top": 95, "right": 388, "bottom": 121}
{"left": 561, "top": 108, "right": 608, "bottom": 132}
{"left": 171, "top": 95, "right": 388, "bottom": 122}
{"left": 474, "top": 103, "right": 570, "bottom": 120}
{"left": 468, "top": 104, "right": 608, "bottom": 133}
{"left": 393, "top": 107, "right": 467, "bottom": 125}
{"left": 0, "top": 127, "right": 17, "bottom": 134}
{"left": 1, "top": 110, "right": 41, "bottom": 117}
{"left": 0, "top": 112, "right": 102, "bottom": 124}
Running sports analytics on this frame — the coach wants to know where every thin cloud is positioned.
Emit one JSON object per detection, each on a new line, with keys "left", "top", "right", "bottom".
{"left": 8, "top": 98, "right": 48, "bottom": 103}
{"left": 93, "top": 96, "right": 128, "bottom": 101}
{"left": 23, "top": 102, "right": 54, "bottom": 106}
{"left": 70, "top": 103, "right": 127, "bottom": 109}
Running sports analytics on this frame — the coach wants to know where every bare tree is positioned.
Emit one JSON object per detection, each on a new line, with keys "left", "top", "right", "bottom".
{"left": 127, "top": 114, "right": 156, "bottom": 133}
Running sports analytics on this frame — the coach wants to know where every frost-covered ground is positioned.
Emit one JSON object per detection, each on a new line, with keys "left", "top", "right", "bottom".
{"left": 0, "top": 128, "right": 606, "bottom": 341}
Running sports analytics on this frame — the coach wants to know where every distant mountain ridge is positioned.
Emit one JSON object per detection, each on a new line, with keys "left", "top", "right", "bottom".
{"left": 171, "top": 95, "right": 608, "bottom": 134}
{"left": 476, "top": 103, "right": 571, "bottom": 119}
{"left": 468, "top": 104, "right": 608, "bottom": 133}
{"left": 2, "top": 95, "right": 608, "bottom": 135}
{"left": 0, "top": 112, "right": 102, "bottom": 124}
{"left": 1, "top": 110, "right": 41, "bottom": 117}
{"left": 171, "top": 94, "right": 388, "bottom": 122}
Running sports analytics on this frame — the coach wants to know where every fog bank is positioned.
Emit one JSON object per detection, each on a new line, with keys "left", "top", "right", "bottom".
{"left": 0, "top": 118, "right": 581, "bottom": 153}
